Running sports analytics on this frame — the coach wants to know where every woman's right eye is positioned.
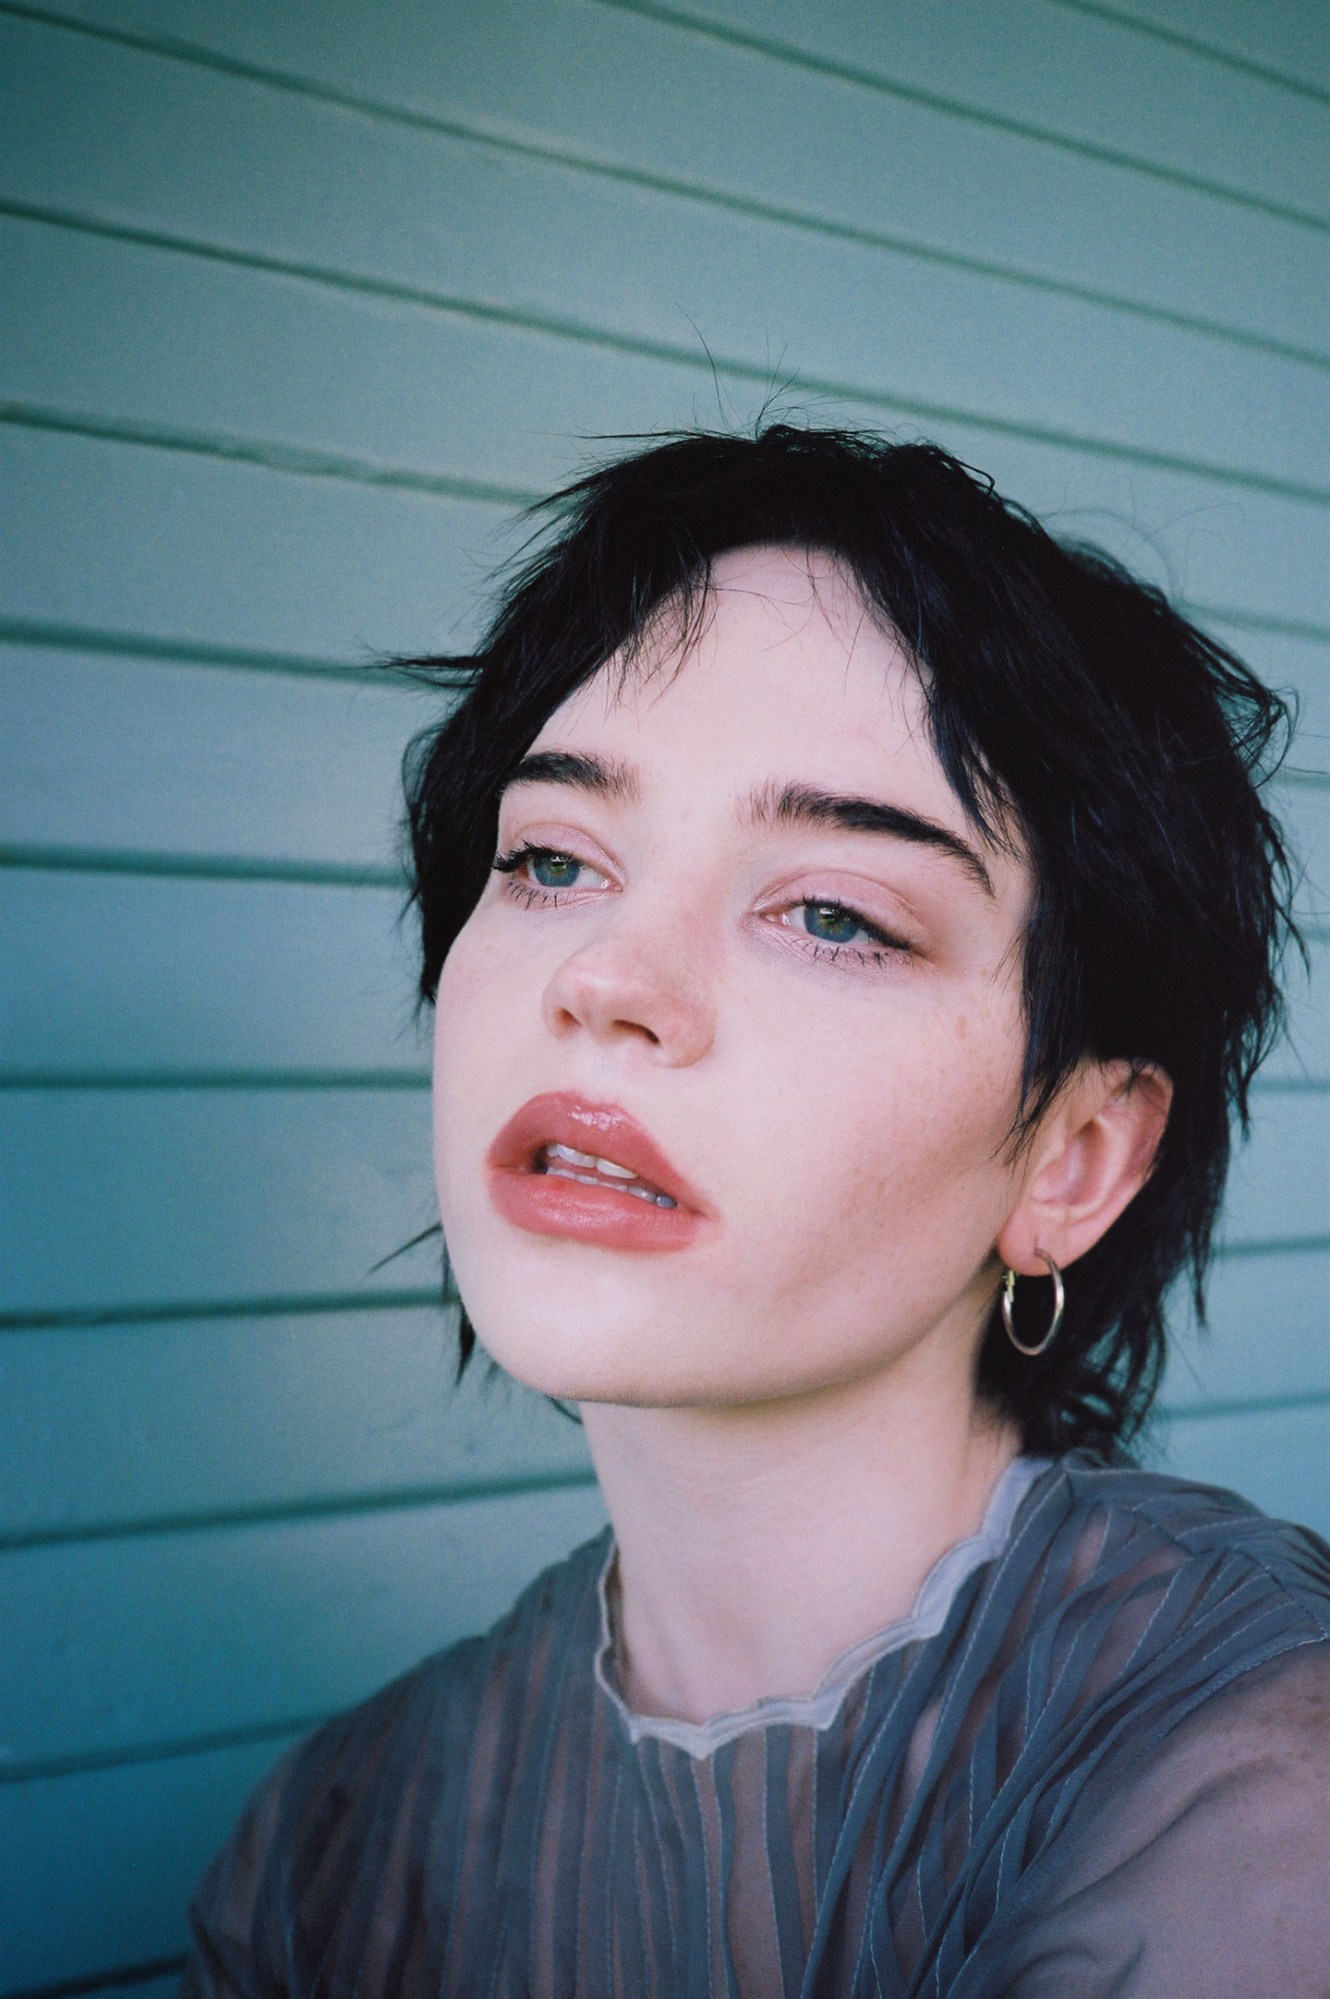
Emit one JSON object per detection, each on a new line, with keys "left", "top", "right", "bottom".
{"left": 530, "top": 849, "right": 582, "bottom": 889}
{"left": 492, "top": 842, "right": 602, "bottom": 901}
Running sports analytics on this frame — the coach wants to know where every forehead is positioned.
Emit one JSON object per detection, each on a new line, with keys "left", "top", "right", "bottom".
{"left": 537, "top": 545, "right": 947, "bottom": 813}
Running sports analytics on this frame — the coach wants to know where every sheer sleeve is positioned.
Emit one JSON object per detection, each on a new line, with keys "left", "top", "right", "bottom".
{"left": 177, "top": 1745, "right": 294, "bottom": 1999}
{"left": 176, "top": 1632, "right": 489, "bottom": 1999}
{"left": 958, "top": 1641, "right": 1330, "bottom": 1999}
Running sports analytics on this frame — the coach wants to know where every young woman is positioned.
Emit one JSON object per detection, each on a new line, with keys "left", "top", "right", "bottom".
{"left": 182, "top": 427, "right": 1330, "bottom": 1997}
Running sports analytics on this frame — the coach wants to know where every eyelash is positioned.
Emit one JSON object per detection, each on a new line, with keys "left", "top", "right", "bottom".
{"left": 491, "top": 842, "right": 914, "bottom": 967}
{"left": 792, "top": 915, "right": 913, "bottom": 970}
{"left": 493, "top": 841, "right": 588, "bottom": 910}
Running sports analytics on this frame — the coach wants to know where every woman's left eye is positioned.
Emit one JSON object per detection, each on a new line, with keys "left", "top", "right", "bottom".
{"left": 786, "top": 900, "right": 908, "bottom": 962}
{"left": 800, "top": 902, "right": 871, "bottom": 945}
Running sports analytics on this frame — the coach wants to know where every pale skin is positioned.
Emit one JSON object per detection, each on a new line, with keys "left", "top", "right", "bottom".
{"left": 433, "top": 546, "right": 1171, "bottom": 1726}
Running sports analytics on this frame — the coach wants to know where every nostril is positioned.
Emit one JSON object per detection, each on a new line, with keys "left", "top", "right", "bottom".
{"left": 542, "top": 949, "right": 712, "bottom": 1063}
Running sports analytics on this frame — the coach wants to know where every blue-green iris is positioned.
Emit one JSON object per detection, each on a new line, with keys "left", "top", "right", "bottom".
{"left": 531, "top": 851, "right": 581, "bottom": 889}
{"left": 803, "top": 902, "right": 862, "bottom": 944}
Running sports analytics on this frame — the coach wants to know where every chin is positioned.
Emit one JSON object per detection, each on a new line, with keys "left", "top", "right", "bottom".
{"left": 444, "top": 1218, "right": 702, "bottom": 1401}
{"left": 468, "top": 1304, "right": 835, "bottom": 1412}
{"left": 470, "top": 1309, "right": 687, "bottom": 1405}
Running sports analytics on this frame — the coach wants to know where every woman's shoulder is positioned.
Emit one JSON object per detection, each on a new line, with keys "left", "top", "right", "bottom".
{"left": 1046, "top": 1452, "right": 1330, "bottom": 1628}
{"left": 956, "top": 1463, "right": 1330, "bottom": 1995}
{"left": 283, "top": 1519, "right": 610, "bottom": 1788}
{"left": 988, "top": 1453, "right": 1330, "bottom": 1746}
{"left": 181, "top": 1526, "right": 612, "bottom": 1989}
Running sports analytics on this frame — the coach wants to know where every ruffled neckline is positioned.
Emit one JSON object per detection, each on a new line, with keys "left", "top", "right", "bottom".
{"left": 594, "top": 1453, "right": 1050, "bottom": 1757}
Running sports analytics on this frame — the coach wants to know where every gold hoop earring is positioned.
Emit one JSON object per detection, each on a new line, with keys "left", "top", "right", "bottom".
{"left": 1001, "top": 1251, "right": 1064, "bottom": 1357}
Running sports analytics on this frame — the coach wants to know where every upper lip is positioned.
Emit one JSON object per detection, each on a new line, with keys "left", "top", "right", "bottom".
{"left": 487, "top": 1092, "right": 712, "bottom": 1215}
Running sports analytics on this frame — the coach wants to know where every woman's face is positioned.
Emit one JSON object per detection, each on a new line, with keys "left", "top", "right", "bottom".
{"left": 433, "top": 546, "right": 1036, "bottom": 1407}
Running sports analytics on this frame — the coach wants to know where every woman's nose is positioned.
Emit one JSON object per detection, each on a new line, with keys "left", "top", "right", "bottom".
{"left": 540, "top": 919, "right": 715, "bottom": 1068}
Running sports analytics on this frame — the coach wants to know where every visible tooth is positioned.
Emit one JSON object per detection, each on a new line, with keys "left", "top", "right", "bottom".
{"left": 624, "top": 1185, "right": 678, "bottom": 1209}
{"left": 547, "top": 1142, "right": 599, "bottom": 1168}
{"left": 544, "top": 1166, "right": 678, "bottom": 1209}
{"left": 594, "top": 1156, "right": 637, "bottom": 1179}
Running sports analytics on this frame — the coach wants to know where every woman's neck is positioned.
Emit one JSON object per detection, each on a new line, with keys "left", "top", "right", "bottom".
{"left": 580, "top": 1357, "right": 1021, "bottom": 1727}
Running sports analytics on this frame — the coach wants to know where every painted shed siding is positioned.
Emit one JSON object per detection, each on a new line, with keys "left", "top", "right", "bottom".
{"left": 2, "top": 2, "right": 1326, "bottom": 1989}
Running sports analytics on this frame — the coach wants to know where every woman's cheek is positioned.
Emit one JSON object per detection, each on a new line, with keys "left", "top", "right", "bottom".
{"left": 435, "top": 924, "right": 515, "bottom": 1088}
{"left": 744, "top": 999, "right": 1017, "bottom": 1245}
{"left": 433, "top": 942, "right": 502, "bottom": 1201}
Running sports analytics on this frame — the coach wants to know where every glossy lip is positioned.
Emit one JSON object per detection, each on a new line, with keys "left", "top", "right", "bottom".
{"left": 486, "top": 1091, "right": 714, "bottom": 1251}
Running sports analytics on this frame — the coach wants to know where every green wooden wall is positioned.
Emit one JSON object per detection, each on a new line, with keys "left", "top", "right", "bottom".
{"left": 2, "top": 3, "right": 1326, "bottom": 1989}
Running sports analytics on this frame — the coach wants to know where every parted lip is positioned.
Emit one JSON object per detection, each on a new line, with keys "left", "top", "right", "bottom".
{"left": 486, "top": 1092, "right": 712, "bottom": 1215}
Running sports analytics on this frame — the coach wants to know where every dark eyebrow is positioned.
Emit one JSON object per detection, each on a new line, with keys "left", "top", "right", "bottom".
{"left": 746, "top": 780, "right": 995, "bottom": 897}
{"left": 501, "top": 750, "right": 640, "bottom": 803}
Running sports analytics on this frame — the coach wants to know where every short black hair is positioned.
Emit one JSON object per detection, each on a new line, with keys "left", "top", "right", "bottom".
{"left": 399, "top": 423, "right": 1298, "bottom": 1459}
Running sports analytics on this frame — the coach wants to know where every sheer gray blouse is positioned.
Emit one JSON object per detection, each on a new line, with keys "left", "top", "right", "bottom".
{"left": 181, "top": 1455, "right": 1330, "bottom": 1997}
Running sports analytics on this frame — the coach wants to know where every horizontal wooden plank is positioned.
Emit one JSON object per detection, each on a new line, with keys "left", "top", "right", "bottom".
{"left": 0, "top": 209, "right": 589, "bottom": 503}
{"left": 0, "top": 872, "right": 423, "bottom": 1076}
{"left": 0, "top": 1087, "right": 437, "bottom": 1319}
{"left": 1266, "top": 736, "right": 1328, "bottom": 882}
{"left": 0, "top": 642, "right": 443, "bottom": 869}
{"left": 0, "top": 1307, "right": 592, "bottom": 1544}
{"left": 1, "top": 426, "right": 506, "bottom": 662}
{"left": 1159, "top": 1243, "right": 1330, "bottom": 1411}
{"left": 3, "top": 854, "right": 1323, "bottom": 1085}
{"left": 0, "top": 1480, "right": 608, "bottom": 1775}
{"left": 1151, "top": 1401, "right": 1330, "bottom": 1540}
{"left": 6, "top": 216, "right": 1330, "bottom": 640}
{"left": 16, "top": 0, "right": 1327, "bottom": 366}
{"left": 643, "top": 0, "right": 1329, "bottom": 221}
{"left": 1092, "top": 0, "right": 1329, "bottom": 97}
{"left": 85, "top": 1977, "right": 183, "bottom": 1999}
{"left": 0, "top": 1733, "right": 287, "bottom": 1993}
{"left": 1272, "top": 933, "right": 1330, "bottom": 1082}
{"left": 0, "top": 1076, "right": 1324, "bottom": 1323}
{"left": 3, "top": 1968, "right": 184, "bottom": 1999}
{"left": 1219, "top": 1085, "right": 1330, "bottom": 1247}
{"left": 88, "top": 1978, "right": 183, "bottom": 1999}
{"left": 3, "top": 16, "right": 1327, "bottom": 485}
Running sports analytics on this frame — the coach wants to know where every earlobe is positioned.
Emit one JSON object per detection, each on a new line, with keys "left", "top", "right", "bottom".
{"left": 998, "top": 1061, "right": 1172, "bottom": 1277}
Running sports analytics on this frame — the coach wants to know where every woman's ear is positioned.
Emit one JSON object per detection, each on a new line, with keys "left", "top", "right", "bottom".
{"left": 997, "top": 1061, "right": 1173, "bottom": 1277}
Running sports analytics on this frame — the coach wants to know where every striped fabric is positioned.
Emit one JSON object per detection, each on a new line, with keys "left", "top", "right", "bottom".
{"left": 181, "top": 1456, "right": 1330, "bottom": 1996}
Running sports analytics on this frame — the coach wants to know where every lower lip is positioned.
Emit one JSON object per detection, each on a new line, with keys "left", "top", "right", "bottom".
{"left": 488, "top": 1167, "right": 706, "bottom": 1251}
